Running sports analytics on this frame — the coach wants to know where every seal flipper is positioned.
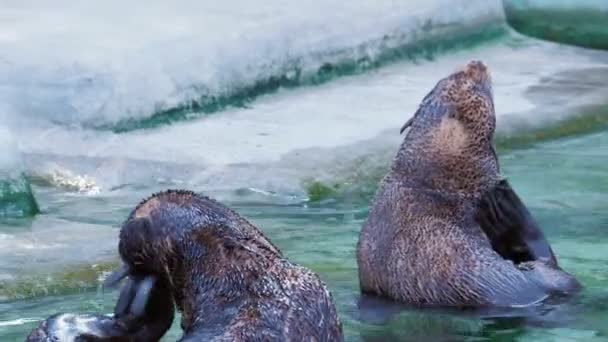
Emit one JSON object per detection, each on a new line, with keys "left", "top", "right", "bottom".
{"left": 129, "top": 275, "right": 157, "bottom": 318}
{"left": 105, "top": 265, "right": 167, "bottom": 328}
{"left": 110, "top": 272, "right": 174, "bottom": 341}
{"left": 103, "top": 263, "right": 130, "bottom": 289}
{"left": 518, "top": 261, "right": 581, "bottom": 296}
{"left": 114, "top": 277, "right": 137, "bottom": 317}
{"left": 476, "top": 179, "right": 557, "bottom": 266}
{"left": 26, "top": 313, "right": 129, "bottom": 342}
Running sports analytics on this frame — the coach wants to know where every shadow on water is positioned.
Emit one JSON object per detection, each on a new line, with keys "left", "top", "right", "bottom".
{"left": 350, "top": 292, "right": 601, "bottom": 341}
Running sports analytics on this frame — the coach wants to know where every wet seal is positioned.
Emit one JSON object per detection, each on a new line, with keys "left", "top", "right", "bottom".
{"left": 357, "top": 60, "right": 580, "bottom": 307}
{"left": 109, "top": 189, "right": 343, "bottom": 341}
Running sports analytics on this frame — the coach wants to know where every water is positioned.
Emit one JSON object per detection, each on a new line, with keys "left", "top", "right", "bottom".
{"left": 1, "top": 1, "right": 607, "bottom": 341}
{"left": 504, "top": 0, "right": 608, "bottom": 50}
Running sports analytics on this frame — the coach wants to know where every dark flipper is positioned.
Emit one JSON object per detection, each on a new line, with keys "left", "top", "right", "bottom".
{"left": 113, "top": 276, "right": 137, "bottom": 317}
{"left": 103, "top": 263, "right": 130, "bottom": 289}
{"left": 112, "top": 271, "right": 175, "bottom": 341}
{"left": 476, "top": 179, "right": 557, "bottom": 267}
{"left": 129, "top": 276, "right": 157, "bottom": 319}
{"left": 518, "top": 261, "right": 582, "bottom": 296}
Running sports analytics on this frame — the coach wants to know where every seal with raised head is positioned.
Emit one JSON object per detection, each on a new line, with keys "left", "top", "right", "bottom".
{"left": 112, "top": 189, "right": 343, "bottom": 341}
{"left": 357, "top": 60, "right": 580, "bottom": 307}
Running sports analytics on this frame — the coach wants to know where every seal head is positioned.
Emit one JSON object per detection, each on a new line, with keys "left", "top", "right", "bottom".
{"left": 396, "top": 60, "right": 499, "bottom": 197}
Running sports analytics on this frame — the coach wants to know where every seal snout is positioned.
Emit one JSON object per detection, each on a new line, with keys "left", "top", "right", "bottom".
{"left": 460, "top": 60, "right": 490, "bottom": 85}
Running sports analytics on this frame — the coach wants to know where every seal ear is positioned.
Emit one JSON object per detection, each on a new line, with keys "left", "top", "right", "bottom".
{"left": 399, "top": 116, "right": 414, "bottom": 134}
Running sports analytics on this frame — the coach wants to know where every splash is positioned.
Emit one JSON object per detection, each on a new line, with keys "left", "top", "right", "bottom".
{"left": 40, "top": 166, "right": 101, "bottom": 195}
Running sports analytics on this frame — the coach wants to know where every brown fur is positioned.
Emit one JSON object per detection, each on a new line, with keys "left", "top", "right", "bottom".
{"left": 119, "top": 190, "right": 343, "bottom": 341}
{"left": 357, "top": 61, "right": 569, "bottom": 307}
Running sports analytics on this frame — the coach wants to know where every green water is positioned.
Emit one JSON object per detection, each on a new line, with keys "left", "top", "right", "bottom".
{"left": 0, "top": 174, "right": 39, "bottom": 219}
{"left": 1, "top": 129, "right": 606, "bottom": 341}
{"left": 504, "top": 1, "right": 608, "bottom": 50}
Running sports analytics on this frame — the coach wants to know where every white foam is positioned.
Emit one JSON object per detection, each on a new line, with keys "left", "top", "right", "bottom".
{"left": 44, "top": 165, "right": 101, "bottom": 194}
{"left": 0, "top": 218, "right": 118, "bottom": 277}
{"left": 0, "top": 126, "right": 21, "bottom": 174}
{"left": 0, "top": 0, "right": 504, "bottom": 126}
{"left": 0, "top": 317, "right": 39, "bottom": 327}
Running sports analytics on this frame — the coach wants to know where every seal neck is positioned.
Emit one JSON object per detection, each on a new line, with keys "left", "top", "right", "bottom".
{"left": 170, "top": 231, "right": 283, "bottom": 332}
{"left": 392, "top": 129, "right": 500, "bottom": 199}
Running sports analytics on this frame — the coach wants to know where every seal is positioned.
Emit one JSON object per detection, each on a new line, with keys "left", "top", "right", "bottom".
{"left": 113, "top": 189, "right": 343, "bottom": 341}
{"left": 356, "top": 60, "right": 580, "bottom": 307}
{"left": 26, "top": 273, "right": 174, "bottom": 342}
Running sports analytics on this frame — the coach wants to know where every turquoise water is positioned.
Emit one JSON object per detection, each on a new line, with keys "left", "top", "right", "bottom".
{"left": 1, "top": 131, "right": 606, "bottom": 341}
{"left": 504, "top": 0, "right": 608, "bottom": 50}
{"left": 1, "top": 1, "right": 607, "bottom": 341}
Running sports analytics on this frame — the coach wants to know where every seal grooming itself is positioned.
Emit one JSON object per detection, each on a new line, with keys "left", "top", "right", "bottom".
{"left": 113, "top": 189, "right": 343, "bottom": 341}
{"left": 26, "top": 273, "right": 174, "bottom": 341}
{"left": 357, "top": 61, "right": 580, "bottom": 307}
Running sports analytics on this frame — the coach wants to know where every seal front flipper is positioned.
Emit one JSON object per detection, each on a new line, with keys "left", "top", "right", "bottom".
{"left": 113, "top": 275, "right": 158, "bottom": 321}
{"left": 476, "top": 179, "right": 557, "bottom": 266}
{"left": 111, "top": 271, "right": 175, "bottom": 341}
{"left": 518, "top": 261, "right": 581, "bottom": 296}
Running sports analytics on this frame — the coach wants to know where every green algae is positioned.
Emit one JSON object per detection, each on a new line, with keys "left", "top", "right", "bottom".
{"left": 0, "top": 174, "right": 40, "bottom": 219}
{"left": 504, "top": 3, "right": 608, "bottom": 50}
{"left": 304, "top": 110, "right": 608, "bottom": 203}
{"left": 496, "top": 107, "right": 608, "bottom": 151}
{"left": 306, "top": 181, "right": 341, "bottom": 202}
{"left": 0, "top": 261, "right": 119, "bottom": 302}
{"left": 98, "top": 24, "right": 508, "bottom": 133}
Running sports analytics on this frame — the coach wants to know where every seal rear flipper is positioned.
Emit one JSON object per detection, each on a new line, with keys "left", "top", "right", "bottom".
{"left": 519, "top": 261, "right": 582, "bottom": 296}
{"left": 26, "top": 313, "right": 129, "bottom": 342}
{"left": 473, "top": 261, "right": 551, "bottom": 308}
{"left": 476, "top": 179, "right": 557, "bottom": 266}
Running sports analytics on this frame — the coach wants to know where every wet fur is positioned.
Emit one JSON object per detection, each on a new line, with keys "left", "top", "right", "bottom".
{"left": 119, "top": 190, "right": 343, "bottom": 341}
{"left": 357, "top": 61, "right": 580, "bottom": 307}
